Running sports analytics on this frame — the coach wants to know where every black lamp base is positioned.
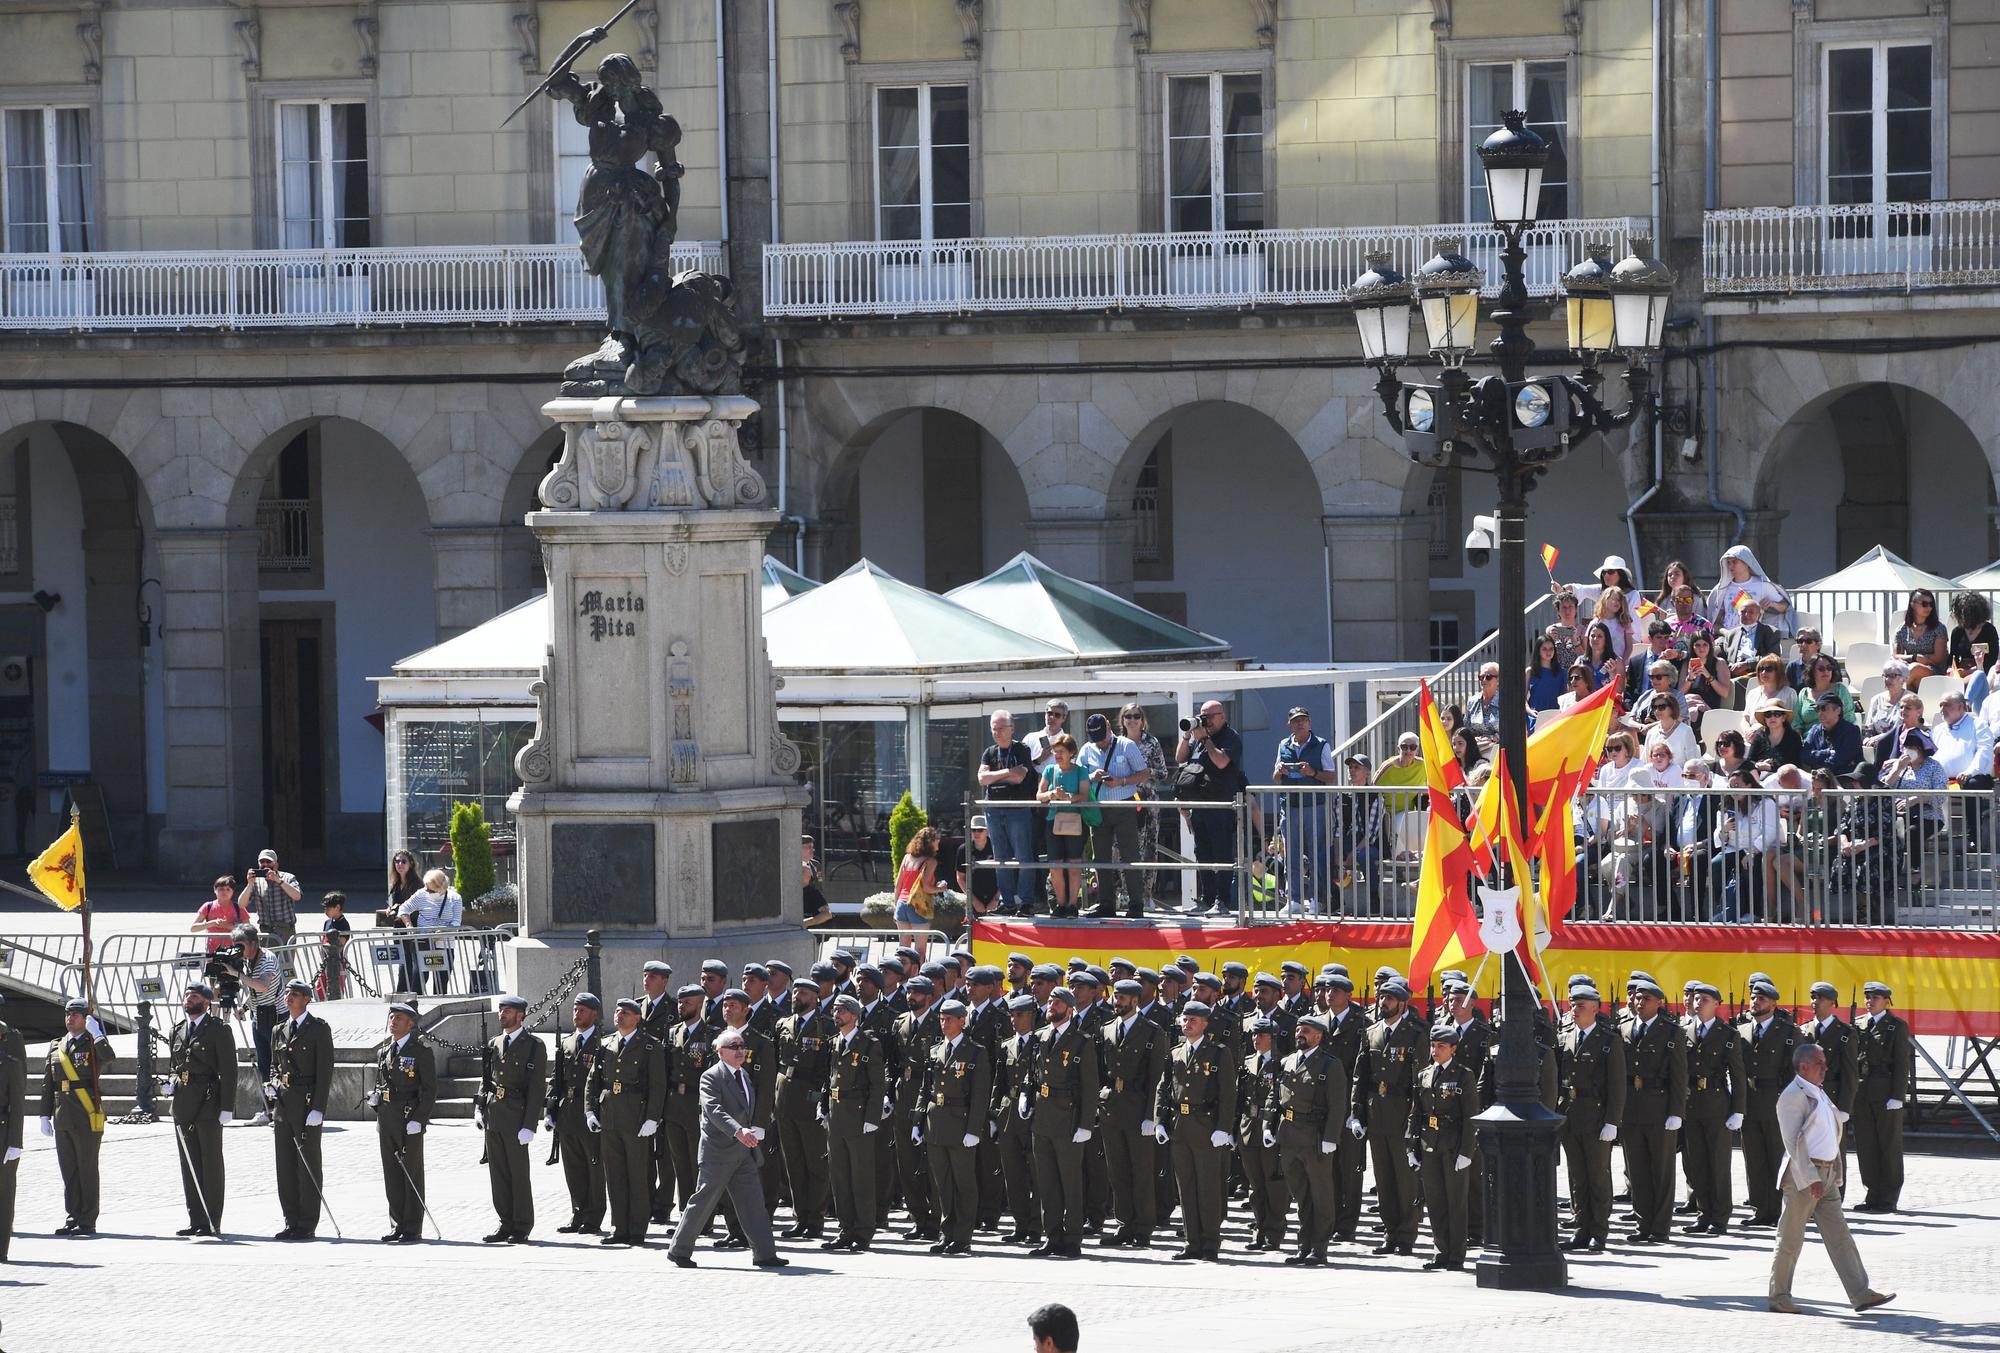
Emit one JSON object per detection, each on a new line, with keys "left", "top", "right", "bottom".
{"left": 1473, "top": 1101, "right": 1569, "bottom": 1291}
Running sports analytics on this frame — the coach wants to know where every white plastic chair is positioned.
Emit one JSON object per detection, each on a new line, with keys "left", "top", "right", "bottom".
{"left": 1698, "top": 707, "right": 1747, "bottom": 749}
{"left": 1831, "top": 609, "right": 1883, "bottom": 653}
{"left": 1843, "top": 641, "right": 1891, "bottom": 679}
{"left": 1855, "top": 675, "right": 1887, "bottom": 708}
{"left": 1920, "top": 673, "right": 1965, "bottom": 708}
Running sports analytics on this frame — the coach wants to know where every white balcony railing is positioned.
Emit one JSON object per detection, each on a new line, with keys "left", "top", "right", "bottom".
{"left": 0, "top": 242, "right": 726, "bottom": 332}
{"left": 762, "top": 219, "right": 1646, "bottom": 319}
{"left": 1705, "top": 200, "right": 2000, "bottom": 294}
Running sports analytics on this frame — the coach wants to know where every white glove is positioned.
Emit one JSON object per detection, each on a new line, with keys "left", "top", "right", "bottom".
{"left": 405, "top": 1119, "right": 423, "bottom": 1136}
{"left": 1598, "top": 1123, "right": 1617, "bottom": 1143}
{"left": 989, "top": 1118, "right": 999, "bottom": 1137}
{"left": 912, "top": 1125, "right": 925, "bottom": 1144}
{"left": 157, "top": 1079, "right": 176, "bottom": 1098}
{"left": 219, "top": 1111, "right": 233, "bottom": 1126}
{"left": 38, "top": 1116, "right": 53, "bottom": 1137}
{"left": 304, "top": 1110, "right": 324, "bottom": 1128}
{"left": 1072, "top": 1128, "right": 1093, "bottom": 1144}
{"left": 366, "top": 1089, "right": 383, "bottom": 1108}
{"left": 816, "top": 1105, "right": 828, "bottom": 1123}
{"left": 1140, "top": 1118, "right": 1156, "bottom": 1136}
{"left": 1208, "top": 1129, "right": 1232, "bottom": 1149}
{"left": 882, "top": 1096, "right": 893, "bottom": 1118}
{"left": 84, "top": 1015, "right": 104, "bottom": 1040}
{"left": 517, "top": 1127, "right": 534, "bottom": 1146}
{"left": 1836, "top": 1109, "right": 1851, "bottom": 1124}
{"left": 962, "top": 1132, "right": 980, "bottom": 1148}
{"left": 474, "top": 1109, "right": 485, "bottom": 1131}
{"left": 1346, "top": 1116, "right": 1365, "bottom": 1139}
{"left": 1454, "top": 1153, "right": 1472, "bottom": 1171}
{"left": 1886, "top": 1099, "right": 1903, "bottom": 1111}
{"left": 1407, "top": 1149, "right": 1420, "bottom": 1168}
{"left": 748, "top": 1126, "right": 764, "bottom": 1143}
{"left": 1153, "top": 1123, "right": 1169, "bottom": 1144}
{"left": 1664, "top": 1115, "right": 1682, "bottom": 1131}
{"left": 1017, "top": 1094, "right": 1031, "bottom": 1118}
{"left": 863, "top": 1122, "right": 878, "bottom": 1134}
{"left": 638, "top": 1119, "right": 658, "bottom": 1138}
{"left": 2, "top": 1147, "right": 18, "bottom": 1163}
{"left": 543, "top": 1112, "right": 557, "bottom": 1131}
{"left": 1319, "top": 1139, "right": 1336, "bottom": 1156}
{"left": 585, "top": 1110, "right": 601, "bottom": 1132}
{"left": 1724, "top": 1112, "right": 1744, "bottom": 1132}
{"left": 1262, "top": 1128, "right": 1277, "bottom": 1149}
{"left": 261, "top": 1083, "right": 277, "bottom": 1103}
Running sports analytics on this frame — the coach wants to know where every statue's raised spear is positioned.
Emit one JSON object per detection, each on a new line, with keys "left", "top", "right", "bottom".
{"left": 500, "top": 0, "right": 643, "bottom": 128}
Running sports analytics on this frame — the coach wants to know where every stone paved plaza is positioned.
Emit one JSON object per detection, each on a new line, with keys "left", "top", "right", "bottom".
{"left": 2, "top": 1122, "right": 1995, "bottom": 1351}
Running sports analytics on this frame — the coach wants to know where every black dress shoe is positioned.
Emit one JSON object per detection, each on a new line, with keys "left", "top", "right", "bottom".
{"left": 577, "top": 1225, "right": 604, "bottom": 1235}
{"left": 651, "top": 1210, "right": 673, "bottom": 1225}
{"left": 273, "top": 1228, "right": 300, "bottom": 1241}
{"left": 1586, "top": 1236, "right": 1605, "bottom": 1253}
{"left": 1283, "top": 1251, "right": 1311, "bottom": 1265}
{"left": 505, "top": 1232, "right": 530, "bottom": 1244}
{"left": 943, "top": 1240, "right": 971, "bottom": 1255}
{"left": 557, "top": 1222, "right": 582, "bottom": 1233}
{"left": 393, "top": 1231, "right": 422, "bottom": 1244}
{"left": 1676, "top": 1200, "right": 1701, "bottom": 1214}
{"left": 598, "top": 1234, "right": 629, "bottom": 1246}
{"left": 779, "top": 1224, "right": 809, "bottom": 1239}
{"left": 1626, "top": 1231, "right": 1659, "bottom": 1245}
{"left": 753, "top": 1256, "right": 790, "bottom": 1268}
{"left": 820, "top": 1236, "right": 852, "bottom": 1251}
{"left": 481, "top": 1230, "right": 511, "bottom": 1243}
{"left": 1169, "top": 1247, "right": 1196, "bottom": 1260}
{"left": 55, "top": 1221, "right": 79, "bottom": 1236}
{"left": 671, "top": 1254, "right": 697, "bottom": 1268}
{"left": 1245, "top": 1236, "right": 1272, "bottom": 1252}
{"left": 848, "top": 1238, "right": 872, "bottom": 1252}
{"left": 1371, "top": 1241, "right": 1398, "bottom": 1256}
{"left": 714, "top": 1236, "right": 748, "bottom": 1250}
{"left": 1561, "top": 1234, "right": 1589, "bottom": 1250}
{"left": 1421, "top": 1256, "right": 1448, "bottom": 1270}
{"left": 927, "top": 1240, "right": 949, "bottom": 1254}
{"left": 381, "top": 1231, "right": 405, "bottom": 1243}
{"left": 1028, "top": 1240, "right": 1058, "bottom": 1256}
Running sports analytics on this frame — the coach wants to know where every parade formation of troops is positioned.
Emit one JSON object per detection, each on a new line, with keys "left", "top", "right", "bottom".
{"left": 3, "top": 946, "right": 1918, "bottom": 1271}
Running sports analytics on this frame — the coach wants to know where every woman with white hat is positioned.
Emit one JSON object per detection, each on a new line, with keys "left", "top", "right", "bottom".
{"left": 1553, "top": 554, "right": 1635, "bottom": 609}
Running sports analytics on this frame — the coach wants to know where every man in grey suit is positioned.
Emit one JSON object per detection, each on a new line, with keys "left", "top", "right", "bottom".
{"left": 666, "top": 1027, "right": 790, "bottom": 1269}
{"left": 1767, "top": 1044, "right": 1895, "bottom": 1316}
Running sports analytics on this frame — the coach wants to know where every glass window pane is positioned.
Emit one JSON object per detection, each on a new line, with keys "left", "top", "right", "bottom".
{"left": 1884, "top": 171, "right": 1930, "bottom": 204}
{"left": 1168, "top": 129, "right": 1211, "bottom": 202}
{"left": 931, "top": 204, "right": 971, "bottom": 240}
{"left": 1886, "top": 108, "right": 1930, "bottom": 181}
{"left": 929, "top": 84, "right": 969, "bottom": 148}
{"left": 1222, "top": 75, "right": 1262, "bottom": 136}
{"left": 1827, "top": 48, "right": 1872, "bottom": 115}
{"left": 1825, "top": 173, "right": 1871, "bottom": 206}
{"left": 1468, "top": 63, "right": 1511, "bottom": 128}
{"left": 878, "top": 203, "right": 922, "bottom": 241}
{"left": 933, "top": 143, "right": 969, "bottom": 206}
{"left": 877, "top": 144, "right": 920, "bottom": 209}
{"left": 1168, "top": 77, "right": 1210, "bottom": 140}
{"left": 876, "top": 87, "right": 920, "bottom": 149}
{"left": 1885, "top": 45, "right": 1930, "bottom": 111}
{"left": 1524, "top": 62, "right": 1566, "bottom": 126}
{"left": 1170, "top": 196, "right": 1213, "bottom": 232}
{"left": 1223, "top": 193, "right": 1263, "bottom": 231}
{"left": 1223, "top": 137, "right": 1262, "bottom": 198}
{"left": 1827, "top": 113, "right": 1871, "bottom": 180}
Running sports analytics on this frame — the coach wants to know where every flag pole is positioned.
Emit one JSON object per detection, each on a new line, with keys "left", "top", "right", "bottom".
{"left": 70, "top": 804, "right": 94, "bottom": 1011}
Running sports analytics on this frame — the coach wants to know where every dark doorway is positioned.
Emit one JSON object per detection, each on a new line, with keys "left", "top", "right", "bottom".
{"left": 260, "top": 618, "right": 326, "bottom": 862}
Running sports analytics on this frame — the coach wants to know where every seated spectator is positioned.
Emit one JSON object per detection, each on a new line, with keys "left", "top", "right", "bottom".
{"left": 1801, "top": 691, "right": 1864, "bottom": 781}
{"left": 1583, "top": 731, "right": 1649, "bottom": 918}
{"left": 1793, "top": 652, "right": 1857, "bottom": 726}
{"left": 1527, "top": 635, "right": 1567, "bottom": 713}
{"left": 1623, "top": 620, "right": 1682, "bottom": 709}
{"left": 1747, "top": 700, "right": 1806, "bottom": 775}
{"left": 1784, "top": 629, "right": 1827, "bottom": 693}
{"left": 1828, "top": 791, "right": 1896, "bottom": 924}
{"left": 1930, "top": 689, "right": 1995, "bottom": 788}
{"left": 1644, "top": 694, "right": 1700, "bottom": 766}
{"left": 1579, "top": 622, "right": 1621, "bottom": 692}
{"left": 1331, "top": 753, "right": 1384, "bottom": 914}
{"left": 1629, "top": 660, "right": 1688, "bottom": 729}
{"left": 1668, "top": 758, "right": 1724, "bottom": 920}
{"left": 1866, "top": 692, "right": 1927, "bottom": 785}
{"left": 1375, "top": 733, "right": 1428, "bottom": 858}
{"left": 1556, "top": 554, "right": 1635, "bottom": 611}
{"left": 1681, "top": 630, "right": 1731, "bottom": 720}
{"left": 1545, "top": 591, "right": 1587, "bottom": 672}
{"left": 1712, "top": 767, "right": 1781, "bottom": 921}
{"left": 956, "top": 816, "right": 1001, "bottom": 917}
{"left": 1747, "top": 653, "right": 1795, "bottom": 717}
{"left": 1466, "top": 663, "right": 1504, "bottom": 733}
{"left": 1595, "top": 586, "right": 1636, "bottom": 661}
{"left": 1557, "top": 661, "right": 1600, "bottom": 710}
{"left": 1722, "top": 596, "right": 1782, "bottom": 681}
{"left": 1667, "top": 584, "right": 1712, "bottom": 646}
{"left": 1713, "top": 727, "right": 1749, "bottom": 779}
{"left": 1864, "top": 660, "right": 1911, "bottom": 738}
{"left": 1949, "top": 590, "right": 2000, "bottom": 711}
{"left": 1895, "top": 588, "right": 1949, "bottom": 687}
{"left": 1882, "top": 726, "right": 1948, "bottom": 882}
{"left": 1706, "top": 545, "right": 1791, "bottom": 632}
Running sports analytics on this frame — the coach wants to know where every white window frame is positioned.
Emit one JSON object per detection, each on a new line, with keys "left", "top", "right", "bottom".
{"left": 871, "top": 81, "right": 970, "bottom": 243}
{"left": 1162, "top": 71, "right": 1264, "bottom": 235}
{"left": 1819, "top": 40, "right": 1935, "bottom": 208}
{"left": 1463, "top": 59, "right": 1569, "bottom": 223}
{"left": 274, "top": 99, "right": 370, "bottom": 251}
{"left": 1, "top": 104, "right": 92, "bottom": 255}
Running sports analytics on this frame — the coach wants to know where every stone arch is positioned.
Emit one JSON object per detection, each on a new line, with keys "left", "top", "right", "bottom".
{"left": 801, "top": 376, "right": 1027, "bottom": 520}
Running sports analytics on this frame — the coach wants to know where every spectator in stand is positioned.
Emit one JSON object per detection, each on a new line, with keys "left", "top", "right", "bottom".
{"left": 1749, "top": 654, "right": 1796, "bottom": 719}
{"left": 1438, "top": 703, "right": 1464, "bottom": 741}
{"left": 1555, "top": 554, "right": 1636, "bottom": 610}
{"left": 893, "top": 825, "right": 941, "bottom": 944}
{"left": 244, "top": 847, "right": 302, "bottom": 941}
{"left": 1644, "top": 694, "right": 1700, "bottom": 768}
{"left": 1794, "top": 653, "right": 1857, "bottom": 726}
{"left": 1376, "top": 732, "right": 1428, "bottom": 859}
{"left": 1271, "top": 705, "right": 1339, "bottom": 911}
{"left": 1557, "top": 661, "right": 1600, "bottom": 711}
{"left": 1035, "top": 735, "right": 1091, "bottom": 919}
{"left": 387, "top": 849, "right": 424, "bottom": 990}
{"left": 191, "top": 875, "right": 252, "bottom": 955}
{"left": 1829, "top": 790, "right": 1896, "bottom": 923}
{"left": 1802, "top": 691, "right": 1865, "bottom": 783}
{"left": 1882, "top": 726, "right": 1948, "bottom": 882}
{"left": 1948, "top": 591, "right": 2000, "bottom": 710}
{"left": 1583, "top": 731, "right": 1648, "bottom": 918}
{"left": 1723, "top": 596, "right": 1783, "bottom": 686}
{"left": 977, "top": 710, "right": 1039, "bottom": 917}
{"left": 1021, "top": 701, "right": 1071, "bottom": 910}
{"left": 1528, "top": 635, "right": 1567, "bottom": 713}
{"left": 398, "top": 868, "right": 464, "bottom": 995}
{"left": 956, "top": 816, "right": 1000, "bottom": 918}
{"left": 1668, "top": 585, "right": 1713, "bottom": 646}
{"left": 1760, "top": 765, "right": 1811, "bottom": 921}
{"left": 1785, "top": 629, "right": 1827, "bottom": 694}
{"left": 1748, "top": 700, "right": 1807, "bottom": 775}
{"left": 1466, "top": 664, "right": 1505, "bottom": 733}
{"left": 1893, "top": 589, "right": 1948, "bottom": 688}
{"left": 1867, "top": 693, "right": 1926, "bottom": 786}
{"left": 1176, "top": 701, "right": 1246, "bottom": 916}
{"left": 1714, "top": 727, "right": 1749, "bottom": 781}
{"left": 1634, "top": 741, "right": 1686, "bottom": 914}
{"left": 1595, "top": 587, "right": 1636, "bottom": 661}
{"left": 1079, "top": 711, "right": 1150, "bottom": 919}
{"left": 802, "top": 835, "right": 832, "bottom": 927}
{"left": 1120, "top": 704, "right": 1172, "bottom": 912}
{"left": 1580, "top": 622, "right": 1621, "bottom": 692}
{"left": 1331, "top": 752, "right": 1384, "bottom": 916}
{"left": 1654, "top": 558, "right": 1695, "bottom": 610}
{"left": 1864, "top": 661, "right": 1911, "bottom": 739}
{"left": 1546, "top": 591, "right": 1587, "bottom": 672}
{"left": 1930, "top": 690, "right": 1994, "bottom": 789}
{"left": 1669, "top": 758, "right": 1725, "bottom": 920}
{"left": 1706, "top": 545, "right": 1791, "bottom": 632}
{"left": 1682, "top": 631, "right": 1731, "bottom": 722}
{"left": 1623, "top": 620, "right": 1683, "bottom": 709}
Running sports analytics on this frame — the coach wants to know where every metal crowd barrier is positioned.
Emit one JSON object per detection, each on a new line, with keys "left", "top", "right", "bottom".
{"left": 810, "top": 928, "right": 952, "bottom": 968}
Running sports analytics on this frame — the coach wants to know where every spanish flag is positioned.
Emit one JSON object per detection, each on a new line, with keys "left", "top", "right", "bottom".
{"left": 28, "top": 816, "right": 85, "bottom": 912}
{"left": 1409, "top": 682, "right": 1486, "bottom": 987}
{"left": 1540, "top": 543, "right": 1559, "bottom": 575}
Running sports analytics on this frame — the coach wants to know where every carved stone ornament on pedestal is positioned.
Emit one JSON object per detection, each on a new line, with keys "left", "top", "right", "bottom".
{"left": 516, "top": 672, "right": 556, "bottom": 785}
{"left": 537, "top": 395, "right": 769, "bottom": 513}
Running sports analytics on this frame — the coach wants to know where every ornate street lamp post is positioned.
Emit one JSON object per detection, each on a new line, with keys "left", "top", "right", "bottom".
{"left": 1349, "top": 110, "right": 1674, "bottom": 1291}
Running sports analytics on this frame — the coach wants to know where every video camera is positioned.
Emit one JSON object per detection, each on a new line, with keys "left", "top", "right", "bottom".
{"left": 205, "top": 943, "right": 247, "bottom": 1009}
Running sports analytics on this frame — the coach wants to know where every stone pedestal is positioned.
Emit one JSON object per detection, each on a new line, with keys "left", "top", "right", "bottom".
{"left": 507, "top": 395, "right": 810, "bottom": 1009}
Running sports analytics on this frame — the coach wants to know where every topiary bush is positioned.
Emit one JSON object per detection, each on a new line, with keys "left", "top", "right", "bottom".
{"left": 887, "top": 790, "right": 927, "bottom": 866}
{"left": 449, "top": 801, "right": 497, "bottom": 906}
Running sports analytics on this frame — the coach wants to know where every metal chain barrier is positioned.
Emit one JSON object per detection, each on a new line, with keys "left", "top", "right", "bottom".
{"left": 418, "top": 951, "right": 591, "bottom": 1056}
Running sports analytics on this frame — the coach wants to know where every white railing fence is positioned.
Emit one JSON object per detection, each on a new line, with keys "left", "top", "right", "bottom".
{"left": 764, "top": 218, "right": 1647, "bottom": 318}
{"left": 1704, "top": 199, "right": 2000, "bottom": 294}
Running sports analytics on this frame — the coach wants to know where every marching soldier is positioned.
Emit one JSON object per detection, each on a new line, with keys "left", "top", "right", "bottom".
{"left": 268, "top": 978, "right": 336, "bottom": 1239}
{"left": 1621, "top": 979, "right": 1688, "bottom": 1245}
{"left": 1682, "top": 982, "right": 1746, "bottom": 1236}
{"left": 1407, "top": 1026, "right": 1478, "bottom": 1271}
{"left": 636, "top": 959, "right": 676, "bottom": 1224}
{"left": 1853, "top": 980, "right": 1912, "bottom": 1213}
{"left": 0, "top": 996, "right": 22, "bottom": 1260}
{"left": 1269, "top": 1012, "right": 1348, "bottom": 1266}
{"left": 1251, "top": 973, "right": 1297, "bottom": 1055}
{"left": 1027, "top": 985, "right": 1100, "bottom": 1258}
{"left": 546, "top": 993, "right": 608, "bottom": 1235}
{"left": 1801, "top": 981, "right": 1860, "bottom": 1125}
{"left": 698, "top": 959, "right": 730, "bottom": 1027}
{"left": 1555, "top": 983, "right": 1624, "bottom": 1252}
{"left": 1240, "top": 1016, "right": 1291, "bottom": 1252}
{"left": 995, "top": 993, "right": 1042, "bottom": 1246}
{"left": 922, "top": 999, "right": 991, "bottom": 1254}
{"left": 1280, "top": 961, "right": 1314, "bottom": 1021}
{"left": 774, "top": 971, "right": 836, "bottom": 1239}
{"left": 477, "top": 993, "right": 548, "bottom": 1243}
{"left": 164, "top": 980, "right": 234, "bottom": 1236}
{"left": 1194, "top": 972, "right": 1242, "bottom": 1062}
{"left": 821, "top": 992, "right": 889, "bottom": 1252}
{"left": 742, "top": 963, "right": 781, "bottom": 1039}
{"left": 1154, "top": 999, "right": 1235, "bottom": 1262}
{"left": 369, "top": 1000, "right": 435, "bottom": 1243}
{"left": 964, "top": 965, "right": 1012, "bottom": 1230}
{"left": 587, "top": 996, "right": 667, "bottom": 1246}
{"left": 892, "top": 975, "right": 944, "bottom": 1242}
{"left": 1738, "top": 977, "right": 1799, "bottom": 1228}
{"left": 1351, "top": 978, "right": 1424, "bottom": 1257}
{"left": 1320, "top": 972, "right": 1370, "bottom": 1240}
{"left": 1676, "top": 977, "right": 1704, "bottom": 1220}
{"left": 1098, "top": 977, "right": 1165, "bottom": 1249}
{"left": 663, "top": 983, "right": 714, "bottom": 1219}
{"left": 42, "top": 997, "right": 110, "bottom": 1237}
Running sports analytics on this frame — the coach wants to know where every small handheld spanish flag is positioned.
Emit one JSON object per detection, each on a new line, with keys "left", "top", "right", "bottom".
{"left": 1634, "top": 596, "right": 1660, "bottom": 620}
{"left": 28, "top": 812, "right": 85, "bottom": 912}
{"left": 1732, "top": 590, "right": 1753, "bottom": 615}
{"left": 1540, "top": 543, "right": 1559, "bottom": 575}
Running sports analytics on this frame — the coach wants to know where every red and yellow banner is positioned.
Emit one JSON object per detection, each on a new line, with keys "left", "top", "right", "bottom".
{"left": 972, "top": 919, "right": 2000, "bottom": 1037}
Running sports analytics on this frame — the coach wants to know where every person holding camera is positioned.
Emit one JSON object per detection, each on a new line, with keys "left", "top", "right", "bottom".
{"left": 1176, "top": 701, "right": 1246, "bottom": 916}
{"left": 244, "top": 848, "right": 302, "bottom": 941}
{"left": 215, "top": 923, "right": 283, "bottom": 1122}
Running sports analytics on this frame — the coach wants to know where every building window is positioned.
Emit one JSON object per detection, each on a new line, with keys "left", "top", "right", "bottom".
{"left": 2, "top": 107, "right": 92, "bottom": 253}
{"left": 1426, "top": 476, "right": 1454, "bottom": 563}
{"left": 1466, "top": 61, "right": 1567, "bottom": 221}
{"left": 276, "top": 101, "right": 370, "bottom": 249}
{"left": 554, "top": 113, "right": 590, "bottom": 226}
{"left": 1133, "top": 448, "right": 1163, "bottom": 565}
{"left": 1824, "top": 42, "right": 1932, "bottom": 208}
{"left": 1428, "top": 615, "right": 1462, "bottom": 665}
{"left": 258, "top": 431, "right": 318, "bottom": 577}
{"left": 1165, "top": 73, "right": 1263, "bottom": 232}
{"left": 874, "top": 83, "right": 970, "bottom": 242}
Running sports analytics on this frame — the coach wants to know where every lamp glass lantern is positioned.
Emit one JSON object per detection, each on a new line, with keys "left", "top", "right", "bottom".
{"left": 1562, "top": 243, "right": 1618, "bottom": 357}
{"left": 1609, "top": 238, "right": 1677, "bottom": 355}
{"left": 1348, "top": 250, "right": 1413, "bottom": 365}
{"left": 1414, "top": 240, "right": 1483, "bottom": 364}
{"left": 1476, "top": 109, "right": 1550, "bottom": 229}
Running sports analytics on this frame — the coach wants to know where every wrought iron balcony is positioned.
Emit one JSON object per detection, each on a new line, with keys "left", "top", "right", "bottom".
{"left": 1704, "top": 200, "right": 2000, "bottom": 295}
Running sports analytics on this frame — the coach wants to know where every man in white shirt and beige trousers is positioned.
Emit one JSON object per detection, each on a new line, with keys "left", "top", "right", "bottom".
{"left": 1768, "top": 1043, "right": 1896, "bottom": 1316}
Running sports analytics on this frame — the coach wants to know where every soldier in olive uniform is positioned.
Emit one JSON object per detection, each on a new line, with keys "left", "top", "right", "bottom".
{"left": 822, "top": 992, "right": 890, "bottom": 1251}
{"left": 1739, "top": 978, "right": 1799, "bottom": 1228}
{"left": 1320, "top": 973, "right": 1370, "bottom": 1239}
{"left": 663, "top": 984, "right": 714, "bottom": 1218}
{"left": 267, "top": 978, "right": 337, "bottom": 1239}
{"left": 370, "top": 1000, "right": 435, "bottom": 1243}
{"left": 1555, "top": 984, "right": 1625, "bottom": 1252}
{"left": 1622, "top": 979, "right": 1689, "bottom": 1244}
{"left": 996, "top": 993, "right": 1042, "bottom": 1245}
{"left": 0, "top": 997, "right": 23, "bottom": 1259}
{"left": 774, "top": 971, "right": 836, "bottom": 1238}
{"left": 856, "top": 965, "right": 900, "bottom": 1220}
{"left": 164, "top": 980, "right": 235, "bottom": 1235}
{"left": 1070, "top": 970, "right": 1116, "bottom": 1236}
{"left": 1351, "top": 978, "right": 1425, "bottom": 1256}
{"left": 1681, "top": 982, "right": 1746, "bottom": 1235}
{"left": 892, "top": 975, "right": 944, "bottom": 1241}
{"left": 635, "top": 960, "right": 677, "bottom": 1223}
{"left": 477, "top": 993, "right": 548, "bottom": 1242}
{"left": 1437, "top": 979, "right": 1490, "bottom": 1244}
{"left": 546, "top": 993, "right": 607, "bottom": 1234}
{"left": 1801, "top": 980, "right": 1860, "bottom": 1130}
{"left": 1269, "top": 1012, "right": 1349, "bottom": 1265}
{"left": 1279, "top": 961, "right": 1314, "bottom": 1021}
{"left": 1407, "top": 1026, "right": 1479, "bottom": 1270}
{"left": 587, "top": 996, "right": 668, "bottom": 1246}
{"left": 1239, "top": 1017, "right": 1291, "bottom": 1252}
{"left": 42, "top": 997, "right": 111, "bottom": 1236}
{"left": 1098, "top": 977, "right": 1165, "bottom": 1248}
{"left": 1154, "top": 999, "right": 1236, "bottom": 1261}
{"left": 964, "top": 965, "right": 1013, "bottom": 1230}
{"left": 1250, "top": 973, "right": 1297, "bottom": 1056}
{"left": 921, "top": 999, "right": 991, "bottom": 1253}
{"left": 1028, "top": 986, "right": 1101, "bottom": 1258}
{"left": 1853, "top": 980, "right": 1912, "bottom": 1213}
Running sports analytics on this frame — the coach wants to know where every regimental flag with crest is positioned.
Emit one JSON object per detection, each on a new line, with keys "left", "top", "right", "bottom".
{"left": 1408, "top": 681, "right": 1487, "bottom": 987}
{"left": 28, "top": 816, "right": 85, "bottom": 912}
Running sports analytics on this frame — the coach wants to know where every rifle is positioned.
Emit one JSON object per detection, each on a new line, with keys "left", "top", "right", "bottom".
{"left": 500, "top": 0, "right": 643, "bottom": 127}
